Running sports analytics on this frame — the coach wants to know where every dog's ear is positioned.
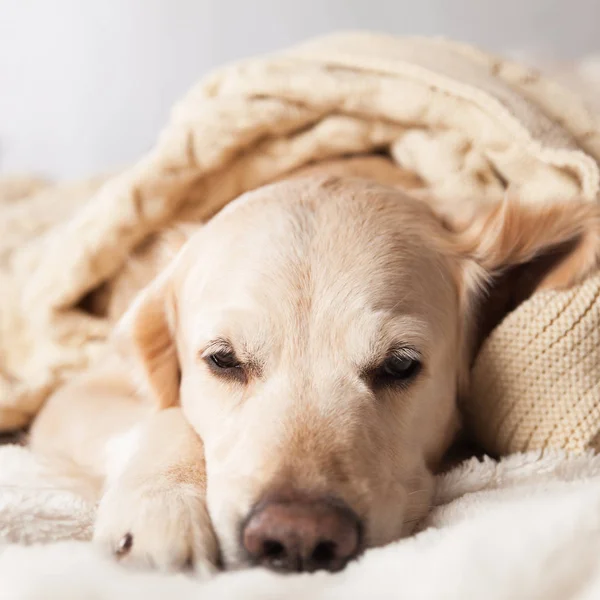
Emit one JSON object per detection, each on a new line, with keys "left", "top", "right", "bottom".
{"left": 115, "top": 266, "right": 180, "bottom": 409}
{"left": 452, "top": 196, "right": 600, "bottom": 378}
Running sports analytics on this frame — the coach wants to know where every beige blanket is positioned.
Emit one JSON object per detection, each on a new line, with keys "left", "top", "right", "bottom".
{"left": 1, "top": 32, "right": 600, "bottom": 434}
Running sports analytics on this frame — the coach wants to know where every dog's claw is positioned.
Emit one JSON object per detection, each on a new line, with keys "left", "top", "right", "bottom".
{"left": 115, "top": 532, "right": 134, "bottom": 557}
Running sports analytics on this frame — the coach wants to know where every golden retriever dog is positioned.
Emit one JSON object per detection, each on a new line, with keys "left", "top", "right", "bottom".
{"left": 28, "top": 157, "right": 600, "bottom": 576}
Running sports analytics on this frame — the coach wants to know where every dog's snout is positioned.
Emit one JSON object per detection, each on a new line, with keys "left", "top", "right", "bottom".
{"left": 242, "top": 497, "right": 361, "bottom": 573}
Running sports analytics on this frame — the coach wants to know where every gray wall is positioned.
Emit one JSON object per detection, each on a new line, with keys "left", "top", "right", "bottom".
{"left": 1, "top": 0, "right": 599, "bottom": 179}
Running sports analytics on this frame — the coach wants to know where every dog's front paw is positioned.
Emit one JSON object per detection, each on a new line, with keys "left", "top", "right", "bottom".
{"left": 93, "top": 482, "right": 219, "bottom": 577}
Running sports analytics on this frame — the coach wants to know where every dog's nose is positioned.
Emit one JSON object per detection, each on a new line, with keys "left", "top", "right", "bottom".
{"left": 242, "top": 498, "right": 361, "bottom": 573}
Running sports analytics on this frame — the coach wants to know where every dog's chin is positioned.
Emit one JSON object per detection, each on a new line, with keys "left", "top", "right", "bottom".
{"left": 218, "top": 557, "right": 248, "bottom": 572}
{"left": 207, "top": 519, "right": 251, "bottom": 572}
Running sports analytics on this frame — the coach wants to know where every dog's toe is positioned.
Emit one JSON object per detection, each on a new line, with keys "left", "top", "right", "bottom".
{"left": 93, "top": 482, "right": 219, "bottom": 576}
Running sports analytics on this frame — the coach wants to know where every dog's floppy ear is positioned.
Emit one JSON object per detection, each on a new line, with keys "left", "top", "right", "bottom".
{"left": 115, "top": 266, "right": 180, "bottom": 409}
{"left": 452, "top": 196, "right": 600, "bottom": 374}
{"left": 113, "top": 224, "right": 198, "bottom": 408}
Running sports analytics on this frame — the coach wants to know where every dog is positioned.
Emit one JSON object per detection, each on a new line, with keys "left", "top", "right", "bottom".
{"left": 28, "top": 157, "right": 600, "bottom": 575}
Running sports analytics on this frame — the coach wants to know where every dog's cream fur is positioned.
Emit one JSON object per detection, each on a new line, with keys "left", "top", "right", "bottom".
{"left": 27, "top": 158, "right": 600, "bottom": 574}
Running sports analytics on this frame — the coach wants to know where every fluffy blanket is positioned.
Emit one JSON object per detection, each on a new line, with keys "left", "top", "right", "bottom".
{"left": 2, "top": 446, "right": 600, "bottom": 599}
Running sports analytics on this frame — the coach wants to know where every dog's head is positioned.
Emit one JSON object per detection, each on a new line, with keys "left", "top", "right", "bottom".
{"left": 119, "top": 176, "right": 600, "bottom": 572}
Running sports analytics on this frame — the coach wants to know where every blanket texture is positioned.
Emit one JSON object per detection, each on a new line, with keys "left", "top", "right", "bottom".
{"left": 1, "top": 446, "right": 600, "bottom": 599}
{"left": 2, "top": 32, "right": 600, "bottom": 458}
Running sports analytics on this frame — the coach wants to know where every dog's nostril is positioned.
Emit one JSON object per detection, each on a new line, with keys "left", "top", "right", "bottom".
{"left": 262, "top": 539, "right": 286, "bottom": 561}
{"left": 242, "top": 497, "right": 361, "bottom": 573}
{"left": 311, "top": 541, "right": 336, "bottom": 566}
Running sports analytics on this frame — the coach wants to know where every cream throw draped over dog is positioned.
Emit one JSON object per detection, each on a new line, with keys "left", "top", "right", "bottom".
{"left": 1, "top": 32, "right": 600, "bottom": 455}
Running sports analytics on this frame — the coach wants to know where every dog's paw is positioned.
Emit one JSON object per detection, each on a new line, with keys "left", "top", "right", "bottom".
{"left": 93, "top": 481, "right": 219, "bottom": 577}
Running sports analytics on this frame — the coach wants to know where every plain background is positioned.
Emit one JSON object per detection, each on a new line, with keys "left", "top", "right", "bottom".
{"left": 1, "top": 0, "right": 599, "bottom": 180}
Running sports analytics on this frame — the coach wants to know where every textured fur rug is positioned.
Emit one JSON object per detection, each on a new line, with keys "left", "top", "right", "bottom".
{"left": 1, "top": 447, "right": 600, "bottom": 599}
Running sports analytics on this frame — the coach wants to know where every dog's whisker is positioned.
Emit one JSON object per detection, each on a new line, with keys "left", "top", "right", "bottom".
{"left": 407, "top": 488, "right": 430, "bottom": 496}
{"left": 402, "top": 516, "right": 425, "bottom": 525}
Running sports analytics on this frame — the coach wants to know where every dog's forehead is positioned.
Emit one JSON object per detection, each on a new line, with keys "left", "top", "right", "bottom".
{"left": 204, "top": 177, "right": 441, "bottom": 254}
{"left": 179, "top": 177, "right": 456, "bottom": 318}
{"left": 211, "top": 175, "right": 423, "bottom": 224}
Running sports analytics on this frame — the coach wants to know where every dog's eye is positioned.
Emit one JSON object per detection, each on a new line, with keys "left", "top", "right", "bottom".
{"left": 207, "top": 350, "right": 241, "bottom": 371}
{"left": 377, "top": 351, "right": 421, "bottom": 386}
{"left": 203, "top": 346, "right": 248, "bottom": 383}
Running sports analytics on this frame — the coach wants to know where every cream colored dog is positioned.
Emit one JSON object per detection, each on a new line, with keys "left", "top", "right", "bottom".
{"left": 29, "top": 159, "right": 600, "bottom": 576}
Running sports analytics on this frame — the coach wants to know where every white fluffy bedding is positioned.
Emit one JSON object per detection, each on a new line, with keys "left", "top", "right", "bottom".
{"left": 2, "top": 445, "right": 600, "bottom": 599}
